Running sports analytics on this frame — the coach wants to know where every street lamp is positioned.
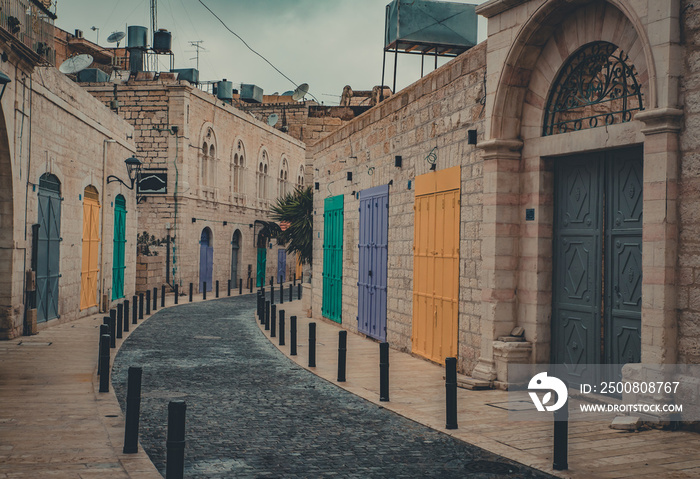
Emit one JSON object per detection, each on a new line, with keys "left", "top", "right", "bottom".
{"left": 107, "top": 156, "right": 142, "bottom": 190}
{"left": 0, "top": 71, "right": 11, "bottom": 101}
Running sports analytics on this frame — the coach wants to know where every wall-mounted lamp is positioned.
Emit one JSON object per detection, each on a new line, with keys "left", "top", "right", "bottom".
{"left": 192, "top": 218, "right": 197, "bottom": 223}
{"left": 249, "top": 223, "right": 254, "bottom": 228}
{"left": 346, "top": 171, "right": 353, "bottom": 181}
{"left": 395, "top": 155, "right": 402, "bottom": 168}
{"left": 107, "top": 156, "right": 142, "bottom": 190}
{"left": 0, "top": 71, "right": 11, "bottom": 101}
{"left": 430, "top": 163, "right": 436, "bottom": 171}
{"left": 223, "top": 221, "right": 227, "bottom": 226}
{"left": 468, "top": 129, "right": 477, "bottom": 145}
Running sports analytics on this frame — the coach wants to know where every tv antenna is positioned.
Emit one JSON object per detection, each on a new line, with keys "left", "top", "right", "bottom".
{"left": 189, "top": 40, "right": 205, "bottom": 71}
{"left": 151, "top": 0, "right": 158, "bottom": 38}
{"left": 107, "top": 31, "right": 126, "bottom": 48}
{"left": 58, "top": 54, "right": 93, "bottom": 74}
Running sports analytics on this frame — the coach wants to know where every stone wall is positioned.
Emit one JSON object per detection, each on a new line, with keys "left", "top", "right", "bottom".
{"left": 136, "top": 254, "right": 166, "bottom": 294}
{"left": 85, "top": 78, "right": 306, "bottom": 293}
{"left": 309, "top": 43, "right": 486, "bottom": 374}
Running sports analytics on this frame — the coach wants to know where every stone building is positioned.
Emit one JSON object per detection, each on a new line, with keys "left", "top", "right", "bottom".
{"left": 310, "top": 0, "right": 695, "bottom": 386}
{"left": 84, "top": 76, "right": 306, "bottom": 295}
{"left": 0, "top": 0, "right": 138, "bottom": 339}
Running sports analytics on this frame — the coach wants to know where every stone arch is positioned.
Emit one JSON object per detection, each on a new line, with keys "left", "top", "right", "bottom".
{"left": 490, "top": 0, "right": 655, "bottom": 141}
{"left": 0, "top": 103, "right": 14, "bottom": 337}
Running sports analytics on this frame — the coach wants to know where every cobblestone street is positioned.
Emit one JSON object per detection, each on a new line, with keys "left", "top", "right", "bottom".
{"left": 113, "top": 296, "right": 554, "bottom": 478}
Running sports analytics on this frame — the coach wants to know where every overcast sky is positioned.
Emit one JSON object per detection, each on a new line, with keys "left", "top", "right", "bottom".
{"left": 55, "top": 0, "right": 487, "bottom": 105}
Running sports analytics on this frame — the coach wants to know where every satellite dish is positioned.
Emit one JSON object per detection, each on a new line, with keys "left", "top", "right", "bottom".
{"left": 267, "top": 114, "right": 279, "bottom": 127}
{"left": 281, "top": 90, "right": 294, "bottom": 96}
{"left": 59, "top": 54, "right": 94, "bottom": 74}
{"left": 292, "top": 83, "right": 309, "bottom": 101}
{"left": 107, "top": 31, "right": 126, "bottom": 45}
{"left": 271, "top": 92, "right": 279, "bottom": 95}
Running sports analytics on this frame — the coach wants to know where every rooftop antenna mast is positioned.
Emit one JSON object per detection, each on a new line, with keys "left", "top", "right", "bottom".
{"left": 189, "top": 40, "right": 205, "bottom": 71}
{"left": 150, "top": 0, "right": 158, "bottom": 39}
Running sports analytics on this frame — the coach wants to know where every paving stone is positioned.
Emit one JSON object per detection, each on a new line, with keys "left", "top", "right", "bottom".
{"left": 113, "top": 296, "right": 554, "bottom": 479}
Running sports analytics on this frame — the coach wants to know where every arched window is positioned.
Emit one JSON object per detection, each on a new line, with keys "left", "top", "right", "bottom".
{"left": 232, "top": 140, "right": 245, "bottom": 195}
{"left": 278, "top": 157, "right": 289, "bottom": 198}
{"left": 543, "top": 42, "right": 644, "bottom": 136}
{"left": 297, "top": 164, "right": 305, "bottom": 188}
{"left": 200, "top": 127, "right": 217, "bottom": 197}
{"left": 209, "top": 144, "right": 216, "bottom": 186}
{"left": 201, "top": 141, "right": 209, "bottom": 186}
{"left": 258, "top": 150, "right": 269, "bottom": 201}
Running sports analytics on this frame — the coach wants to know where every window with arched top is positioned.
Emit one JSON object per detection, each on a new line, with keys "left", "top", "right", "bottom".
{"left": 200, "top": 128, "right": 218, "bottom": 199}
{"left": 279, "top": 157, "right": 289, "bottom": 198}
{"left": 297, "top": 164, "right": 305, "bottom": 188}
{"left": 543, "top": 41, "right": 644, "bottom": 137}
{"left": 258, "top": 150, "right": 269, "bottom": 201}
{"left": 232, "top": 140, "right": 246, "bottom": 195}
{"left": 201, "top": 141, "right": 209, "bottom": 186}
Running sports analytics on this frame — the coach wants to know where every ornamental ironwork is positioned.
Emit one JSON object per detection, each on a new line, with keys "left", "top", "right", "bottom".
{"left": 543, "top": 42, "right": 643, "bottom": 136}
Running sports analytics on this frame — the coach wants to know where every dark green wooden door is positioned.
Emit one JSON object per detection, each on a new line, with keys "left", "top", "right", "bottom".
{"left": 36, "top": 174, "right": 61, "bottom": 323}
{"left": 322, "top": 195, "right": 343, "bottom": 323}
{"left": 256, "top": 247, "right": 267, "bottom": 288}
{"left": 552, "top": 148, "right": 642, "bottom": 385}
{"left": 112, "top": 195, "right": 126, "bottom": 300}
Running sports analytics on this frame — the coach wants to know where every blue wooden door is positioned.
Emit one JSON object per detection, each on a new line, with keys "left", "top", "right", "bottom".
{"left": 277, "top": 249, "right": 286, "bottom": 283}
{"left": 36, "top": 174, "right": 61, "bottom": 323}
{"left": 199, "top": 228, "right": 213, "bottom": 292}
{"left": 358, "top": 185, "right": 389, "bottom": 341}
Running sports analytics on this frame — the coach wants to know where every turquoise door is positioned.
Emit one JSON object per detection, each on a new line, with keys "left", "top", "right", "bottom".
{"left": 256, "top": 248, "right": 267, "bottom": 287}
{"left": 322, "top": 195, "right": 343, "bottom": 323}
{"left": 112, "top": 195, "right": 126, "bottom": 300}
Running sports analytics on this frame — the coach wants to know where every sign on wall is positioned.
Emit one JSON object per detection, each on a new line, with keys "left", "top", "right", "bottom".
{"left": 137, "top": 168, "right": 167, "bottom": 195}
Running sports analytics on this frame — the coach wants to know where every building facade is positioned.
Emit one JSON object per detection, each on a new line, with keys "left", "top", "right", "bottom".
{"left": 0, "top": 9, "right": 138, "bottom": 339}
{"left": 310, "top": 0, "right": 695, "bottom": 386}
{"left": 85, "top": 77, "right": 306, "bottom": 295}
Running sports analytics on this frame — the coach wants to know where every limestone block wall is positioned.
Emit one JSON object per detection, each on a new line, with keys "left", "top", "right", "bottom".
{"left": 0, "top": 63, "right": 137, "bottom": 339}
{"left": 85, "top": 80, "right": 306, "bottom": 294}
{"left": 310, "top": 43, "right": 486, "bottom": 373}
{"left": 678, "top": 1, "right": 700, "bottom": 363}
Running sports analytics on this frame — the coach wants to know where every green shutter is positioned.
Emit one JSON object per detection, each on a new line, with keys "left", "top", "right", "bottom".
{"left": 322, "top": 195, "right": 344, "bottom": 323}
{"left": 112, "top": 195, "right": 126, "bottom": 300}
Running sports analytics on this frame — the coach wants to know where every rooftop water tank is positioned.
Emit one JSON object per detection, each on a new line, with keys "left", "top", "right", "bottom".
{"left": 240, "top": 84, "right": 263, "bottom": 103}
{"left": 77, "top": 68, "right": 110, "bottom": 83}
{"left": 153, "top": 29, "right": 172, "bottom": 53}
{"left": 217, "top": 80, "right": 233, "bottom": 101}
{"left": 127, "top": 26, "right": 148, "bottom": 49}
{"left": 171, "top": 68, "right": 199, "bottom": 84}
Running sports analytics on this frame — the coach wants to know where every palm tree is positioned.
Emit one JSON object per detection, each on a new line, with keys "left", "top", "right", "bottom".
{"left": 269, "top": 186, "right": 313, "bottom": 265}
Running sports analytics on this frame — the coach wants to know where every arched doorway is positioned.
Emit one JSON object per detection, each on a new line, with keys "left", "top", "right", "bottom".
{"left": 231, "top": 229, "right": 241, "bottom": 286}
{"left": 0, "top": 107, "right": 14, "bottom": 335}
{"left": 199, "top": 227, "right": 213, "bottom": 292}
{"left": 37, "top": 173, "right": 62, "bottom": 322}
{"left": 80, "top": 185, "right": 100, "bottom": 310}
{"left": 112, "top": 195, "right": 127, "bottom": 300}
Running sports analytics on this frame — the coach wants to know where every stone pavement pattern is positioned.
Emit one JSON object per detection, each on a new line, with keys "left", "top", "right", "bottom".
{"left": 112, "top": 295, "right": 555, "bottom": 478}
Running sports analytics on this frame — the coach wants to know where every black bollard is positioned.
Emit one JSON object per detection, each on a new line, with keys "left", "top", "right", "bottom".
{"left": 162, "top": 284, "right": 166, "bottom": 307}
{"left": 298, "top": 283, "right": 302, "bottom": 300}
{"left": 293, "top": 273, "right": 297, "bottom": 286}
{"left": 337, "top": 330, "right": 347, "bottom": 382}
{"left": 289, "top": 284, "right": 293, "bottom": 302}
{"left": 265, "top": 301, "right": 270, "bottom": 331}
{"left": 98, "top": 324, "right": 110, "bottom": 375}
{"left": 174, "top": 284, "right": 179, "bottom": 305}
{"left": 146, "top": 289, "right": 151, "bottom": 315}
{"left": 249, "top": 278, "right": 253, "bottom": 293}
{"left": 257, "top": 292, "right": 262, "bottom": 322}
{"left": 271, "top": 304, "right": 277, "bottom": 338}
{"left": 279, "top": 309, "right": 285, "bottom": 346}
{"left": 290, "top": 316, "right": 297, "bottom": 356}
{"left": 99, "top": 334, "right": 111, "bottom": 392}
{"left": 189, "top": 283, "right": 193, "bottom": 303}
{"left": 309, "top": 322, "right": 316, "bottom": 368}
{"left": 139, "top": 293, "right": 144, "bottom": 319}
{"left": 216, "top": 280, "right": 219, "bottom": 298}
{"left": 123, "top": 300, "right": 130, "bottom": 332}
{"left": 132, "top": 295, "right": 138, "bottom": 324}
{"left": 553, "top": 390, "right": 569, "bottom": 470}
{"left": 445, "top": 357, "right": 458, "bottom": 430}
{"left": 203, "top": 282, "right": 207, "bottom": 301}
{"left": 109, "top": 310, "right": 117, "bottom": 347}
{"left": 380, "top": 342, "right": 390, "bottom": 402}
{"left": 301, "top": 272, "right": 304, "bottom": 283}
{"left": 116, "top": 306, "right": 123, "bottom": 339}
{"left": 166, "top": 400, "right": 187, "bottom": 479}
{"left": 271, "top": 283, "right": 275, "bottom": 305}
{"left": 153, "top": 287, "right": 157, "bottom": 311}
{"left": 239, "top": 278, "right": 243, "bottom": 295}
{"left": 123, "top": 366, "right": 143, "bottom": 454}
{"left": 228, "top": 279, "right": 231, "bottom": 297}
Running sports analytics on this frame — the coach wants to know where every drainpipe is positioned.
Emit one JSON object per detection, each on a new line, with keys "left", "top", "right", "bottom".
{"left": 101, "top": 139, "right": 116, "bottom": 312}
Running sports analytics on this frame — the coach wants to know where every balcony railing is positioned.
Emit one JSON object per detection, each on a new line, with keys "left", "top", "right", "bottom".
{"left": 0, "top": 0, "right": 56, "bottom": 64}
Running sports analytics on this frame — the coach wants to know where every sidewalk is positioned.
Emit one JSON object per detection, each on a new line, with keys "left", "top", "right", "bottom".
{"left": 0, "top": 286, "right": 247, "bottom": 479}
{"left": 257, "top": 299, "right": 700, "bottom": 479}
